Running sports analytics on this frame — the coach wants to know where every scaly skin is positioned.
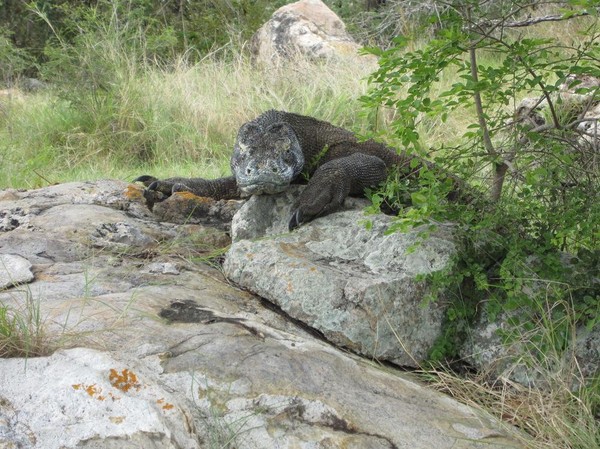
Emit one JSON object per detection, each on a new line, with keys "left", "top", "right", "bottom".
{"left": 135, "top": 110, "right": 436, "bottom": 230}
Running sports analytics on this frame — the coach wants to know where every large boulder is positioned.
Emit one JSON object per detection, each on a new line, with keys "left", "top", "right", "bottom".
{"left": 250, "top": 0, "right": 370, "bottom": 64}
{"left": 0, "top": 180, "right": 525, "bottom": 449}
{"left": 224, "top": 187, "right": 457, "bottom": 366}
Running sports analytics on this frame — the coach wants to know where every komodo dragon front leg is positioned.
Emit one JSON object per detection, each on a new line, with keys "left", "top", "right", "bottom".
{"left": 133, "top": 175, "right": 241, "bottom": 210}
{"left": 288, "top": 152, "right": 388, "bottom": 230}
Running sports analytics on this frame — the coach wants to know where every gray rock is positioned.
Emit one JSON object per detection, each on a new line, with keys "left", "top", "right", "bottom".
{"left": 250, "top": 0, "right": 375, "bottom": 65}
{"left": 0, "top": 348, "right": 199, "bottom": 449}
{"left": 225, "top": 187, "right": 456, "bottom": 366}
{"left": 0, "top": 180, "right": 526, "bottom": 449}
{"left": 20, "top": 78, "right": 48, "bottom": 92}
{"left": 463, "top": 309, "right": 600, "bottom": 389}
{"left": 151, "top": 191, "right": 245, "bottom": 230}
{"left": 147, "top": 262, "right": 180, "bottom": 275}
{"left": 577, "top": 102, "right": 600, "bottom": 147}
{"left": 0, "top": 180, "right": 231, "bottom": 263}
{"left": 574, "top": 322, "right": 600, "bottom": 381}
{"left": 0, "top": 254, "right": 34, "bottom": 289}
{"left": 231, "top": 187, "right": 303, "bottom": 241}
{"left": 462, "top": 250, "right": 600, "bottom": 388}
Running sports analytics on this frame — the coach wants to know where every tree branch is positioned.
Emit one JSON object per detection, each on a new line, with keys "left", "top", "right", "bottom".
{"left": 469, "top": 47, "right": 495, "bottom": 157}
{"left": 476, "top": 11, "right": 591, "bottom": 30}
{"left": 468, "top": 41, "right": 507, "bottom": 202}
{"left": 521, "top": 61, "right": 562, "bottom": 129}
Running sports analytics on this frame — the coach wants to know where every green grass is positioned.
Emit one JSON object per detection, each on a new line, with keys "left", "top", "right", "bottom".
{"left": 0, "top": 287, "right": 48, "bottom": 358}
{"left": 0, "top": 52, "right": 377, "bottom": 189}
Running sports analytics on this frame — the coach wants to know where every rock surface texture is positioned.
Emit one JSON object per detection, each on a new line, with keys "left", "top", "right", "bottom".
{"left": 0, "top": 254, "right": 34, "bottom": 289}
{"left": 462, "top": 309, "right": 600, "bottom": 389}
{"left": 0, "top": 180, "right": 525, "bottom": 449}
{"left": 225, "top": 187, "right": 455, "bottom": 366}
{"left": 250, "top": 0, "right": 371, "bottom": 64}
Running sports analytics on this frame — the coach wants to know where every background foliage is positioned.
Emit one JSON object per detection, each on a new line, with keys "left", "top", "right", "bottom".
{"left": 0, "top": 0, "right": 389, "bottom": 84}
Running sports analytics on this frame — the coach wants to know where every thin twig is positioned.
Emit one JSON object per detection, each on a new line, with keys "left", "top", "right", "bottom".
{"left": 32, "top": 170, "right": 53, "bottom": 186}
{"left": 477, "top": 11, "right": 591, "bottom": 30}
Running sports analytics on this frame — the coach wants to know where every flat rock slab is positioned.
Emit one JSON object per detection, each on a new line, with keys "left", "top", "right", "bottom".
{"left": 0, "top": 254, "right": 34, "bottom": 289}
{"left": 225, "top": 189, "right": 456, "bottom": 366}
{"left": 0, "top": 180, "right": 526, "bottom": 449}
{"left": 0, "top": 348, "right": 198, "bottom": 449}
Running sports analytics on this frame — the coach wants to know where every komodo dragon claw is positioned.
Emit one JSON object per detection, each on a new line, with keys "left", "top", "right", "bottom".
{"left": 288, "top": 209, "right": 304, "bottom": 231}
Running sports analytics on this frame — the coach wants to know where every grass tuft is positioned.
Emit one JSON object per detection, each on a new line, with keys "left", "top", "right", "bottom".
{"left": 422, "top": 295, "right": 600, "bottom": 449}
{"left": 425, "top": 369, "right": 599, "bottom": 449}
{"left": 0, "top": 288, "right": 50, "bottom": 358}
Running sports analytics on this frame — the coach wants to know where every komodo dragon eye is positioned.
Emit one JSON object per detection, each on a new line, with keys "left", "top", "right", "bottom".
{"left": 238, "top": 142, "right": 251, "bottom": 153}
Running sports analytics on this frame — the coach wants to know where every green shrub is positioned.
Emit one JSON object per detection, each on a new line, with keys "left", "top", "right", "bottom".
{"left": 362, "top": 0, "right": 600, "bottom": 362}
{"left": 1, "top": 0, "right": 293, "bottom": 81}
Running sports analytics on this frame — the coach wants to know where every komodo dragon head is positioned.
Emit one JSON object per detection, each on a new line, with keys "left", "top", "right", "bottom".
{"left": 231, "top": 121, "right": 305, "bottom": 195}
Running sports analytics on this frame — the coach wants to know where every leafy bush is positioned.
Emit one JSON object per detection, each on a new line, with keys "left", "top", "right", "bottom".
{"left": 362, "top": 0, "right": 600, "bottom": 362}
{"left": 1, "top": 0, "right": 293, "bottom": 80}
{"left": 361, "top": 3, "right": 599, "bottom": 445}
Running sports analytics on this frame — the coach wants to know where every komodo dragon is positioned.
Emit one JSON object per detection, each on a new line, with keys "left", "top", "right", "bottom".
{"left": 135, "top": 109, "right": 454, "bottom": 230}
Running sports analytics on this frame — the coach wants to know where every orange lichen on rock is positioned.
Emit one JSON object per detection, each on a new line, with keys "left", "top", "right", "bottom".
{"left": 157, "top": 398, "right": 175, "bottom": 411}
{"left": 72, "top": 383, "right": 105, "bottom": 401}
{"left": 124, "top": 184, "right": 145, "bottom": 200}
{"left": 109, "top": 368, "right": 141, "bottom": 393}
{"left": 85, "top": 384, "right": 97, "bottom": 396}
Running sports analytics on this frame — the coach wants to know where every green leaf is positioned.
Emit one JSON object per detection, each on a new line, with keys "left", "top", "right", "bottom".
{"left": 411, "top": 191, "right": 428, "bottom": 205}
